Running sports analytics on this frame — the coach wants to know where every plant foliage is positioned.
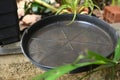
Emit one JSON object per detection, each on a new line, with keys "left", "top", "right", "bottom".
{"left": 24, "top": 0, "right": 54, "bottom": 15}
{"left": 55, "top": 0, "right": 100, "bottom": 23}
{"left": 25, "top": 0, "right": 100, "bottom": 23}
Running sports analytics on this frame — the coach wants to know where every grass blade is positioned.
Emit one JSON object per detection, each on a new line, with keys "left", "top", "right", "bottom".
{"left": 113, "top": 39, "right": 120, "bottom": 62}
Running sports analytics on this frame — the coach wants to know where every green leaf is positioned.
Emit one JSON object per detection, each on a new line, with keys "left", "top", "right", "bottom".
{"left": 113, "top": 39, "right": 120, "bottom": 62}
{"left": 86, "top": 50, "right": 115, "bottom": 64}
{"left": 83, "top": 0, "right": 89, "bottom": 7}
{"left": 88, "top": 4, "right": 94, "bottom": 15}
{"left": 31, "top": 3, "right": 39, "bottom": 13}
{"left": 24, "top": 2, "right": 32, "bottom": 14}
{"left": 24, "top": 1, "right": 28, "bottom": 10}
{"left": 56, "top": 5, "right": 71, "bottom": 14}
{"left": 32, "top": 61, "right": 106, "bottom": 80}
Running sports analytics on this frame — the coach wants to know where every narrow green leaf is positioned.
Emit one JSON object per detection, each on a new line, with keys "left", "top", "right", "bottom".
{"left": 88, "top": 0, "right": 94, "bottom": 15}
{"left": 56, "top": 5, "right": 71, "bottom": 14}
{"left": 32, "top": 61, "right": 106, "bottom": 80}
{"left": 88, "top": 4, "right": 94, "bottom": 15}
{"left": 83, "top": 0, "right": 89, "bottom": 7}
{"left": 67, "top": 10, "right": 76, "bottom": 24}
{"left": 24, "top": 2, "right": 28, "bottom": 10}
{"left": 113, "top": 39, "right": 120, "bottom": 62}
{"left": 86, "top": 50, "right": 114, "bottom": 64}
{"left": 24, "top": 2, "right": 32, "bottom": 14}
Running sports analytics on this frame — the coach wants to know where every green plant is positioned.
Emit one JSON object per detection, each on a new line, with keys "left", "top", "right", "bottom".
{"left": 25, "top": 0, "right": 100, "bottom": 22}
{"left": 55, "top": 0, "right": 79, "bottom": 23}
{"left": 111, "top": 0, "right": 120, "bottom": 5}
{"left": 32, "top": 39, "right": 120, "bottom": 80}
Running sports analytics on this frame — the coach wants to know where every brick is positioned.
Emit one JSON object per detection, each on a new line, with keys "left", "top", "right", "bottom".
{"left": 103, "top": 6, "right": 120, "bottom": 23}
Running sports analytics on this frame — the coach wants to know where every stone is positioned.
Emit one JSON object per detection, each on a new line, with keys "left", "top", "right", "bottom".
{"left": 22, "top": 14, "right": 42, "bottom": 26}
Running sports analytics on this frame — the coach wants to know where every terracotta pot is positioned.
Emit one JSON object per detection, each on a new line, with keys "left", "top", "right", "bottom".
{"left": 103, "top": 6, "right": 120, "bottom": 23}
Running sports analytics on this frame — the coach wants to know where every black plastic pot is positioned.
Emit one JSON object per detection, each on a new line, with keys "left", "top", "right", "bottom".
{"left": 21, "top": 14, "right": 118, "bottom": 72}
{"left": 0, "top": 0, "right": 20, "bottom": 45}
